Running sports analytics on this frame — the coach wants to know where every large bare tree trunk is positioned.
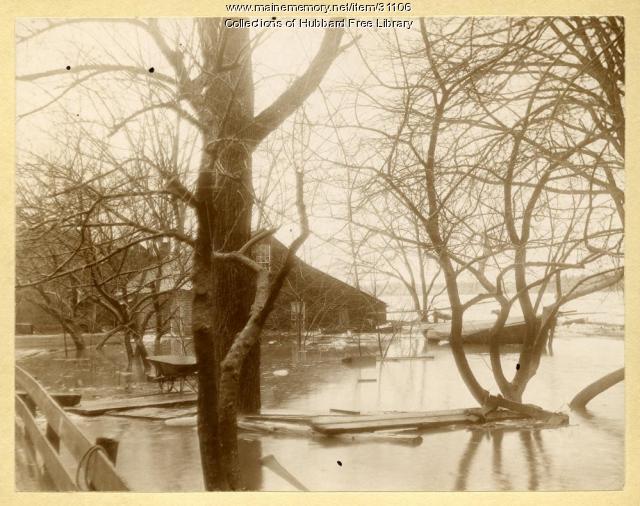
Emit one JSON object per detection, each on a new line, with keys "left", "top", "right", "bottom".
{"left": 191, "top": 21, "right": 344, "bottom": 489}
{"left": 414, "top": 59, "right": 489, "bottom": 404}
{"left": 201, "top": 20, "right": 260, "bottom": 415}
{"left": 190, "top": 21, "right": 257, "bottom": 490}
{"left": 61, "top": 320, "right": 86, "bottom": 352}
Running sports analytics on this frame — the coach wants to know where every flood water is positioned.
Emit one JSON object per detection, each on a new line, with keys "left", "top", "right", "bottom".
{"left": 15, "top": 317, "right": 624, "bottom": 492}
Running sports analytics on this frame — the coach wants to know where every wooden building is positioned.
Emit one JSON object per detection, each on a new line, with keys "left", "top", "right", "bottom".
{"left": 17, "top": 237, "right": 387, "bottom": 337}
{"left": 145, "top": 237, "right": 387, "bottom": 336}
{"left": 260, "top": 238, "right": 387, "bottom": 333}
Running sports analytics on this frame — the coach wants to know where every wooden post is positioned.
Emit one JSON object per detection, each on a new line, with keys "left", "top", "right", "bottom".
{"left": 95, "top": 437, "right": 119, "bottom": 464}
{"left": 46, "top": 424, "right": 60, "bottom": 452}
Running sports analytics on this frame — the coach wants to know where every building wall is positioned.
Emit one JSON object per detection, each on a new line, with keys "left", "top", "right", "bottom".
{"left": 30, "top": 237, "right": 389, "bottom": 337}
{"left": 15, "top": 293, "right": 114, "bottom": 334}
{"left": 264, "top": 239, "right": 386, "bottom": 332}
{"left": 153, "top": 238, "right": 386, "bottom": 335}
{"left": 135, "top": 289, "right": 192, "bottom": 336}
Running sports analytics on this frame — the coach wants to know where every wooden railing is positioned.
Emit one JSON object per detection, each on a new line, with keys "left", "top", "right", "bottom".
{"left": 15, "top": 365, "right": 129, "bottom": 491}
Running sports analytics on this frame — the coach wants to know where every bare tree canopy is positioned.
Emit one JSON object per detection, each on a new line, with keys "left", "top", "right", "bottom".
{"left": 14, "top": 15, "right": 624, "bottom": 492}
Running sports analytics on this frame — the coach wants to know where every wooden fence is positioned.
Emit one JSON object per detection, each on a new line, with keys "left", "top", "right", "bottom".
{"left": 15, "top": 365, "right": 129, "bottom": 491}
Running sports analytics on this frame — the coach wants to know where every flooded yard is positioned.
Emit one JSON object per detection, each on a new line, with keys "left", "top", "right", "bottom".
{"left": 15, "top": 321, "right": 624, "bottom": 492}
{"left": 13, "top": 11, "right": 626, "bottom": 496}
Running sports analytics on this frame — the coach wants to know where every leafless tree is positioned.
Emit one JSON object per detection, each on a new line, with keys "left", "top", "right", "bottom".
{"left": 318, "top": 17, "right": 623, "bottom": 409}
{"left": 16, "top": 19, "right": 347, "bottom": 489}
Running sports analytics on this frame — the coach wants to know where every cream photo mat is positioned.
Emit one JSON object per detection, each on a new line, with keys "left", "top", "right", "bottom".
{"left": 0, "top": 0, "right": 638, "bottom": 504}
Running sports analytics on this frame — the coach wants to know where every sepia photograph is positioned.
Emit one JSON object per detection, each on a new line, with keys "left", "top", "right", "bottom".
{"left": 13, "top": 14, "right": 625, "bottom": 492}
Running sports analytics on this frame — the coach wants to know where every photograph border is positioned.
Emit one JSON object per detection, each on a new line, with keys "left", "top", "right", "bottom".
{"left": 1, "top": 0, "right": 638, "bottom": 504}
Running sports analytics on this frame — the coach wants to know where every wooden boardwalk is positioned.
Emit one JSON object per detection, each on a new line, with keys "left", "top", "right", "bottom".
{"left": 68, "top": 392, "right": 197, "bottom": 416}
{"left": 311, "top": 408, "right": 528, "bottom": 434}
{"left": 106, "top": 406, "right": 198, "bottom": 420}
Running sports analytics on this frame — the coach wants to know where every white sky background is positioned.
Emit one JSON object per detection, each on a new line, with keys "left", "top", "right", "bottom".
{"left": 15, "top": 19, "right": 399, "bottom": 293}
{"left": 15, "top": 18, "right": 624, "bottom": 307}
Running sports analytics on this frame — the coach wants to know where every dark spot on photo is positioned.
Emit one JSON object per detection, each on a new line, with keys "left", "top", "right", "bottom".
{"left": 337, "top": 460, "right": 342, "bottom": 467}
{"left": 66, "top": 66, "right": 71, "bottom": 70}
{"left": 148, "top": 67, "right": 155, "bottom": 73}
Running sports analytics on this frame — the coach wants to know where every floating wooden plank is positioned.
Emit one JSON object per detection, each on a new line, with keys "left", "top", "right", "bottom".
{"left": 313, "top": 410, "right": 460, "bottom": 424}
{"left": 15, "top": 366, "right": 129, "bottom": 491}
{"left": 313, "top": 412, "right": 472, "bottom": 433}
{"left": 379, "top": 355, "right": 434, "bottom": 362}
{"left": 164, "top": 417, "right": 312, "bottom": 430}
{"left": 68, "top": 392, "right": 197, "bottom": 416}
{"left": 239, "top": 420, "right": 313, "bottom": 435}
{"left": 243, "top": 413, "right": 313, "bottom": 424}
{"left": 311, "top": 408, "right": 527, "bottom": 434}
{"left": 330, "top": 408, "right": 361, "bottom": 415}
{"left": 325, "top": 431, "right": 423, "bottom": 446}
{"left": 106, "top": 406, "right": 197, "bottom": 420}
{"left": 239, "top": 419, "right": 424, "bottom": 445}
{"left": 164, "top": 415, "right": 320, "bottom": 430}
{"left": 165, "top": 416, "right": 197, "bottom": 427}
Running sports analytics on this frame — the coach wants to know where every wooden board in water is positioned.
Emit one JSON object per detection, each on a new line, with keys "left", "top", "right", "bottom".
{"left": 105, "top": 406, "right": 197, "bottom": 420}
{"left": 380, "top": 355, "right": 435, "bottom": 362}
{"left": 67, "top": 392, "right": 197, "bottom": 416}
{"left": 311, "top": 408, "right": 527, "bottom": 434}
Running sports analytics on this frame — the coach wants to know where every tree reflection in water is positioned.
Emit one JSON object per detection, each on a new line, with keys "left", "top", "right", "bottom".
{"left": 454, "top": 430, "right": 483, "bottom": 491}
{"left": 455, "top": 428, "right": 551, "bottom": 491}
{"left": 239, "top": 438, "right": 263, "bottom": 490}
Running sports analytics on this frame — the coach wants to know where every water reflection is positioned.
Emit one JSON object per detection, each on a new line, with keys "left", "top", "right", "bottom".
{"left": 519, "top": 431, "right": 539, "bottom": 490}
{"left": 16, "top": 333, "right": 624, "bottom": 491}
{"left": 454, "top": 431, "right": 483, "bottom": 490}
{"left": 491, "top": 430, "right": 511, "bottom": 490}
{"left": 452, "top": 428, "right": 552, "bottom": 491}
{"left": 239, "top": 438, "right": 263, "bottom": 490}
{"left": 15, "top": 420, "right": 56, "bottom": 491}
{"left": 572, "top": 407, "right": 625, "bottom": 440}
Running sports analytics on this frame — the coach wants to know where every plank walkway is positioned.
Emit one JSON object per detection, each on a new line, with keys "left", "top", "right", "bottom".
{"left": 106, "top": 406, "right": 198, "bottom": 420}
{"left": 67, "top": 392, "right": 197, "bottom": 416}
{"left": 311, "top": 408, "right": 527, "bottom": 434}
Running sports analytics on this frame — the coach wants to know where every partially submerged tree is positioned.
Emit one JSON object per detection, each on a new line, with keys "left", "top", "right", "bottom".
{"left": 323, "top": 17, "right": 623, "bottom": 406}
{"left": 16, "top": 19, "right": 346, "bottom": 489}
{"left": 16, "top": 140, "right": 189, "bottom": 364}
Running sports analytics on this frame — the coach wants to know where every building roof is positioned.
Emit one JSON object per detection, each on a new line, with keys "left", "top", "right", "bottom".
{"left": 269, "top": 237, "right": 387, "bottom": 306}
{"left": 127, "top": 235, "right": 386, "bottom": 307}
